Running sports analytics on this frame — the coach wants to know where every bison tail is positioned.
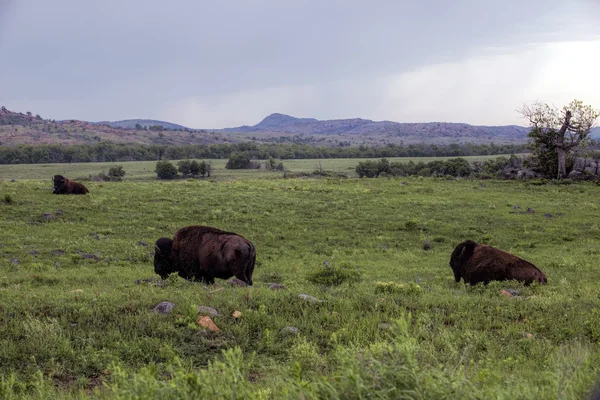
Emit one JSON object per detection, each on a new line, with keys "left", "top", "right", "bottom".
{"left": 241, "top": 242, "right": 256, "bottom": 285}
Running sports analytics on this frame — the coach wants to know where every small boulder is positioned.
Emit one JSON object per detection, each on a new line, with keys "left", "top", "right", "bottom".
{"left": 9, "top": 258, "right": 19, "bottom": 265}
{"left": 280, "top": 326, "right": 299, "bottom": 335}
{"left": 527, "top": 208, "right": 535, "bottom": 214}
{"left": 54, "top": 210, "right": 64, "bottom": 216}
{"left": 197, "top": 316, "right": 220, "bottom": 332}
{"left": 153, "top": 301, "right": 175, "bottom": 314}
{"left": 196, "top": 306, "right": 220, "bottom": 317}
{"left": 29, "top": 250, "right": 40, "bottom": 256}
{"left": 544, "top": 213, "right": 553, "bottom": 218}
{"left": 41, "top": 212, "right": 56, "bottom": 222}
{"left": 137, "top": 241, "right": 149, "bottom": 247}
{"left": 81, "top": 253, "right": 101, "bottom": 261}
{"left": 232, "top": 310, "right": 242, "bottom": 319}
{"left": 51, "top": 249, "right": 66, "bottom": 256}
{"left": 513, "top": 205, "right": 520, "bottom": 209}
{"left": 10, "top": 179, "right": 15, "bottom": 183}
{"left": 501, "top": 289, "right": 521, "bottom": 297}
{"left": 228, "top": 278, "right": 248, "bottom": 287}
{"left": 378, "top": 323, "right": 392, "bottom": 330}
{"left": 269, "top": 283, "right": 286, "bottom": 290}
{"left": 299, "top": 294, "right": 321, "bottom": 303}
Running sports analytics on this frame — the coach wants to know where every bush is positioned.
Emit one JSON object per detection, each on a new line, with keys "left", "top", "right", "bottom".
{"left": 356, "top": 158, "right": 391, "bottom": 178}
{"left": 108, "top": 165, "right": 126, "bottom": 181}
{"left": 226, "top": 152, "right": 259, "bottom": 169}
{"left": 306, "top": 262, "right": 363, "bottom": 286}
{"left": 155, "top": 160, "right": 178, "bottom": 179}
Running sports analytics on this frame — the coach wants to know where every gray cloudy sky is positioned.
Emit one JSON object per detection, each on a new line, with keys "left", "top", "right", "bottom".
{"left": 1, "top": 0, "right": 599, "bottom": 128}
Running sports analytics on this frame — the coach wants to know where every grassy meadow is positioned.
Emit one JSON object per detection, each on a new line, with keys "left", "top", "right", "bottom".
{"left": 0, "top": 154, "right": 518, "bottom": 181}
{"left": 0, "top": 159, "right": 600, "bottom": 398}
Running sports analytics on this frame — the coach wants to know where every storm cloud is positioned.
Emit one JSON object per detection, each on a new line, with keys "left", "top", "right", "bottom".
{"left": 1, "top": 0, "right": 599, "bottom": 128}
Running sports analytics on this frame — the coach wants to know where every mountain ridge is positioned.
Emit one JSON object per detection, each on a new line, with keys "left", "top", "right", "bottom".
{"left": 2, "top": 105, "right": 599, "bottom": 146}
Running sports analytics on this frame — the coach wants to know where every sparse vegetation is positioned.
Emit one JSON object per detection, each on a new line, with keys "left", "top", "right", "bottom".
{"left": 107, "top": 165, "right": 126, "bottom": 182}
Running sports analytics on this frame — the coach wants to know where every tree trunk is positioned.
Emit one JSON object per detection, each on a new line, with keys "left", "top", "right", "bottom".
{"left": 555, "top": 111, "right": 572, "bottom": 179}
{"left": 557, "top": 147, "right": 567, "bottom": 179}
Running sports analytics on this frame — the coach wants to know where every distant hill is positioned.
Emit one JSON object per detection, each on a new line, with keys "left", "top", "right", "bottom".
{"left": 0, "top": 106, "right": 234, "bottom": 146}
{"left": 11, "top": 106, "right": 600, "bottom": 147}
{"left": 92, "top": 119, "right": 190, "bottom": 131}
{"left": 223, "top": 113, "right": 531, "bottom": 144}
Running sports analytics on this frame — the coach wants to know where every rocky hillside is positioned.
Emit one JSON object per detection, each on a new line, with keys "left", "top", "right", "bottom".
{"left": 92, "top": 119, "right": 189, "bottom": 130}
{"left": 223, "top": 113, "right": 531, "bottom": 144}
{"left": 0, "top": 107, "right": 236, "bottom": 146}
{"left": 1, "top": 106, "right": 572, "bottom": 147}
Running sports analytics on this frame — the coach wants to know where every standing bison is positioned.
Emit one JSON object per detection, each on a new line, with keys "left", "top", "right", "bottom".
{"left": 52, "top": 175, "right": 89, "bottom": 195}
{"left": 154, "top": 225, "right": 256, "bottom": 285}
{"left": 449, "top": 240, "right": 547, "bottom": 286}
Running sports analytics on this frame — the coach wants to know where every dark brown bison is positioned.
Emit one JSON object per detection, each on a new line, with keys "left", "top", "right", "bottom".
{"left": 449, "top": 240, "right": 547, "bottom": 286}
{"left": 52, "top": 175, "right": 89, "bottom": 195}
{"left": 154, "top": 225, "right": 256, "bottom": 285}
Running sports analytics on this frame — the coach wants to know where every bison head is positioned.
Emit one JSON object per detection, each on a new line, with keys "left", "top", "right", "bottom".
{"left": 52, "top": 175, "right": 66, "bottom": 193}
{"left": 154, "top": 237, "right": 176, "bottom": 279}
{"left": 449, "top": 240, "right": 477, "bottom": 283}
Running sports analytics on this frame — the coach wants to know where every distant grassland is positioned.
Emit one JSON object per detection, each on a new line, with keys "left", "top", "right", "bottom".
{"left": 0, "top": 165, "right": 598, "bottom": 398}
{"left": 0, "top": 154, "right": 523, "bottom": 181}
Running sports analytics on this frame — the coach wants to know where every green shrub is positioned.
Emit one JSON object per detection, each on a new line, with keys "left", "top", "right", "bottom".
{"left": 307, "top": 262, "right": 363, "bottom": 286}
{"left": 155, "top": 160, "right": 178, "bottom": 179}
{"left": 108, "top": 165, "right": 126, "bottom": 181}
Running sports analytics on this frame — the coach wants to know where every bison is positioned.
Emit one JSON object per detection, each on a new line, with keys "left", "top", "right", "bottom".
{"left": 449, "top": 240, "right": 547, "bottom": 286}
{"left": 52, "top": 175, "right": 89, "bottom": 195}
{"left": 154, "top": 225, "right": 256, "bottom": 285}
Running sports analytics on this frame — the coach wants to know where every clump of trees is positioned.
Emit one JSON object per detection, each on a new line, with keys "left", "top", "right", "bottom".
{"left": 519, "top": 99, "right": 599, "bottom": 179}
{"left": 155, "top": 160, "right": 212, "bottom": 179}
{"left": 177, "top": 159, "right": 211, "bottom": 177}
{"left": 355, "top": 156, "right": 523, "bottom": 179}
{"left": 225, "top": 152, "right": 260, "bottom": 169}
{"left": 356, "top": 157, "right": 474, "bottom": 178}
{"left": 0, "top": 142, "right": 530, "bottom": 165}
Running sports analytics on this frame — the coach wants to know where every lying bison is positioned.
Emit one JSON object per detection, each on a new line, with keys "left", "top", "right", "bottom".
{"left": 154, "top": 225, "right": 256, "bottom": 285}
{"left": 52, "top": 175, "right": 89, "bottom": 195}
{"left": 449, "top": 240, "right": 547, "bottom": 286}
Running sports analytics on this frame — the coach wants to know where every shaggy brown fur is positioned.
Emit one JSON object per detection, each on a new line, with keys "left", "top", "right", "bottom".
{"left": 52, "top": 175, "right": 89, "bottom": 195}
{"left": 154, "top": 225, "right": 256, "bottom": 285}
{"left": 449, "top": 240, "right": 547, "bottom": 286}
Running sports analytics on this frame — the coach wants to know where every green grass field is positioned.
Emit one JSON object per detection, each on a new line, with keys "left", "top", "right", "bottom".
{"left": 0, "top": 155, "right": 521, "bottom": 181}
{"left": 0, "top": 161, "right": 599, "bottom": 399}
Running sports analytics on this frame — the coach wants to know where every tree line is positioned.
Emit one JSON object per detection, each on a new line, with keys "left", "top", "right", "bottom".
{"left": 0, "top": 142, "right": 528, "bottom": 164}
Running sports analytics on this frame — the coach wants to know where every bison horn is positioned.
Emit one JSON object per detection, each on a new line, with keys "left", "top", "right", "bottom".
{"left": 154, "top": 244, "right": 161, "bottom": 253}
